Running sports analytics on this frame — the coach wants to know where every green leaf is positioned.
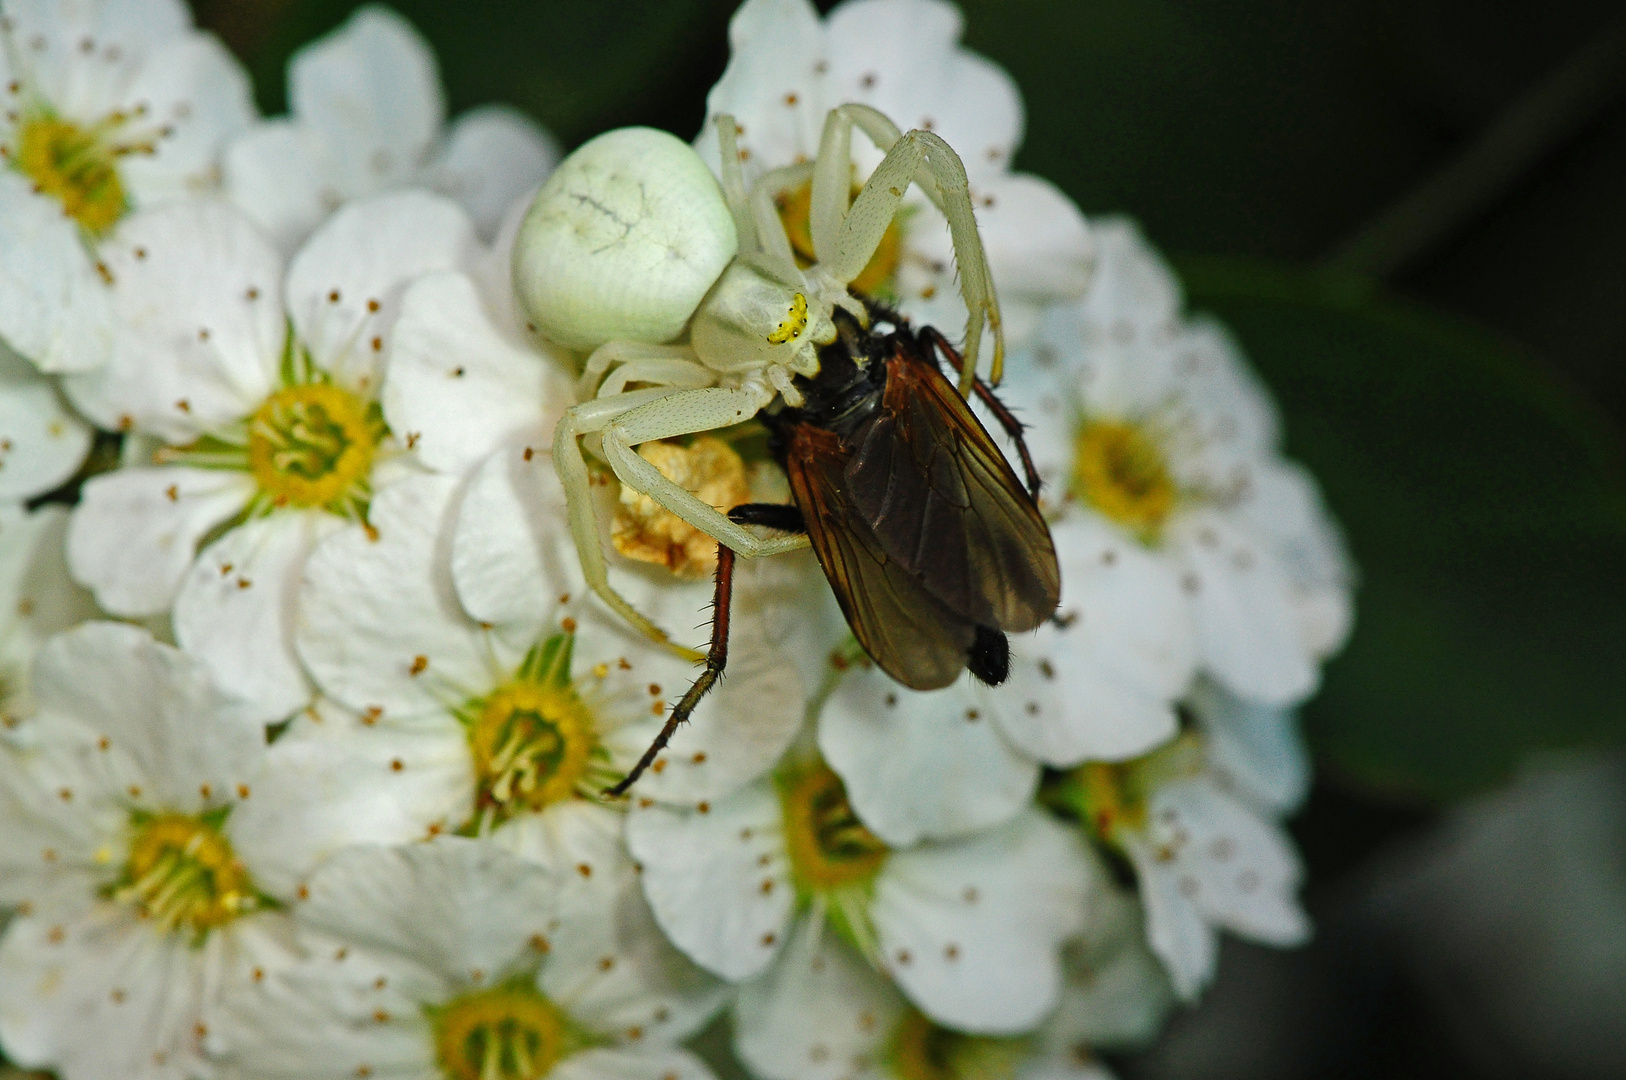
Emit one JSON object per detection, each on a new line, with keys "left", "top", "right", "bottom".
{"left": 1178, "top": 257, "right": 1626, "bottom": 801}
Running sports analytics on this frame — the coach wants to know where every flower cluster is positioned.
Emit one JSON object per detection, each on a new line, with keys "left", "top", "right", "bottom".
{"left": 0, "top": 2, "right": 1351, "bottom": 1080}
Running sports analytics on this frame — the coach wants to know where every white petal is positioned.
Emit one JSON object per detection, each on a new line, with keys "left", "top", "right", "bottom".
{"left": 297, "top": 474, "right": 496, "bottom": 720}
{"left": 1048, "top": 888, "right": 1175, "bottom": 1051}
{"left": 1232, "top": 459, "right": 1354, "bottom": 660}
{"left": 624, "top": 781, "right": 794, "bottom": 982}
{"left": 383, "top": 270, "right": 565, "bottom": 474}
{"left": 994, "top": 515, "right": 1189, "bottom": 766}
{"left": 67, "top": 465, "right": 255, "bottom": 617}
{"left": 0, "top": 906, "right": 212, "bottom": 1080}
{"left": 116, "top": 35, "right": 256, "bottom": 206}
{"left": 1171, "top": 510, "right": 1317, "bottom": 706}
{"left": 0, "top": 173, "right": 114, "bottom": 374}
{"left": 696, "top": 0, "right": 826, "bottom": 178}
{"left": 871, "top": 810, "right": 1089, "bottom": 1033}
{"left": 819, "top": 668, "right": 1036, "bottom": 846}
{"left": 228, "top": 702, "right": 472, "bottom": 901}
{"left": 1190, "top": 677, "right": 1310, "bottom": 814}
{"left": 1125, "top": 836, "right": 1218, "bottom": 1003}
{"left": 1065, "top": 217, "right": 1183, "bottom": 342}
{"left": 31, "top": 622, "right": 266, "bottom": 812}
{"left": 64, "top": 202, "right": 286, "bottom": 440}
{"left": 214, "top": 932, "right": 442, "bottom": 1079}
{"left": 2, "top": 0, "right": 190, "bottom": 117}
{"left": 297, "top": 838, "right": 556, "bottom": 986}
{"left": 0, "top": 505, "right": 99, "bottom": 706}
{"left": 552, "top": 1047, "right": 718, "bottom": 1080}
{"left": 424, "top": 105, "right": 560, "bottom": 240}
{"left": 288, "top": 6, "right": 444, "bottom": 190}
{"left": 1145, "top": 776, "right": 1310, "bottom": 947}
{"left": 450, "top": 443, "right": 576, "bottom": 636}
{"left": 174, "top": 511, "right": 334, "bottom": 722}
{"left": 734, "top": 917, "right": 903, "bottom": 1080}
{"left": 499, "top": 803, "right": 728, "bottom": 1042}
{"left": 0, "top": 342, "right": 93, "bottom": 501}
{"left": 286, "top": 191, "right": 475, "bottom": 393}
{"left": 223, "top": 120, "right": 333, "bottom": 256}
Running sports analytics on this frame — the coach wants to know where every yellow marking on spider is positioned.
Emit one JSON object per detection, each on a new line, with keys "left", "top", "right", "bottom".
{"left": 767, "top": 292, "right": 809, "bottom": 345}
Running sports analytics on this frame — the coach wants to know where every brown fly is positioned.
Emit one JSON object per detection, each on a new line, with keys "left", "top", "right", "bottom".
{"left": 606, "top": 305, "right": 1061, "bottom": 795}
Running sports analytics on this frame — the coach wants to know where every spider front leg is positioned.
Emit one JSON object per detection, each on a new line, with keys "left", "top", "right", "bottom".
{"left": 598, "top": 386, "right": 811, "bottom": 559}
{"left": 808, "top": 104, "right": 1005, "bottom": 392}
{"left": 606, "top": 502, "right": 806, "bottom": 796}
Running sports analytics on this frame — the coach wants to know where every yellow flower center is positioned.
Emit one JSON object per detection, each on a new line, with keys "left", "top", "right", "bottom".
{"left": 13, "top": 115, "right": 128, "bottom": 236}
{"left": 113, "top": 811, "right": 259, "bottom": 936}
{"left": 889, "top": 1009, "right": 1027, "bottom": 1080}
{"left": 464, "top": 634, "right": 598, "bottom": 829}
{"left": 1067, "top": 733, "right": 1204, "bottom": 846}
{"left": 247, "top": 383, "right": 383, "bottom": 510}
{"left": 780, "top": 762, "right": 889, "bottom": 893}
{"left": 430, "top": 982, "right": 570, "bottom": 1080}
{"left": 1070, "top": 419, "right": 1176, "bottom": 541}
{"left": 777, "top": 179, "right": 901, "bottom": 297}
{"left": 612, "top": 435, "right": 750, "bottom": 578}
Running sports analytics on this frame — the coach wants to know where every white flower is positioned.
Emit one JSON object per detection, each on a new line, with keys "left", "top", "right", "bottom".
{"left": 0, "top": 0, "right": 254, "bottom": 373}
{"left": 292, "top": 467, "right": 807, "bottom": 827}
{"left": 215, "top": 838, "right": 720, "bottom": 1080}
{"left": 0, "top": 340, "right": 94, "bottom": 501}
{"left": 1008, "top": 217, "right": 1353, "bottom": 707}
{"left": 0, "top": 502, "right": 97, "bottom": 719}
{"left": 628, "top": 757, "right": 1090, "bottom": 1034}
{"left": 732, "top": 842, "right": 1151, "bottom": 1080}
{"left": 1052, "top": 732, "right": 1311, "bottom": 1002}
{"left": 62, "top": 191, "right": 476, "bottom": 720}
{"left": 0, "top": 622, "right": 295, "bottom": 1080}
{"left": 1187, "top": 675, "right": 1311, "bottom": 815}
{"left": 225, "top": 4, "right": 558, "bottom": 254}
{"left": 695, "top": 0, "right": 1092, "bottom": 345}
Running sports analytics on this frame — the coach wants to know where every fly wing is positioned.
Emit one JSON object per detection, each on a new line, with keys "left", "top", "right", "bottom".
{"left": 784, "top": 422, "right": 977, "bottom": 691}
{"left": 843, "top": 343, "right": 1061, "bottom": 632}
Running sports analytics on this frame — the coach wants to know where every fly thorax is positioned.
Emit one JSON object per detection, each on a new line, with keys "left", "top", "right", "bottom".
{"left": 611, "top": 435, "right": 751, "bottom": 578}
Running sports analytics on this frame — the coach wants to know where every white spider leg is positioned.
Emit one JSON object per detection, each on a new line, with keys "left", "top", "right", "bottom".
{"left": 912, "top": 129, "right": 1004, "bottom": 388}
{"left": 578, "top": 341, "right": 696, "bottom": 399}
{"left": 714, "top": 113, "right": 759, "bottom": 255}
{"left": 601, "top": 386, "right": 811, "bottom": 559}
{"left": 746, "top": 162, "right": 814, "bottom": 283}
{"left": 597, "top": 357, "right": 716, "bottom": 399}
{"left": 809, "top": 106, "right": 856, "bottom": 262}
{"left": 554, "top": 386, "right": 705, "bottom": 655}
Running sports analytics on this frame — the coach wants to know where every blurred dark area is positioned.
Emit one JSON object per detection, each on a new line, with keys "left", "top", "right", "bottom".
{"left": 187, "top": 1, "right": 1626, "bottom": 1076}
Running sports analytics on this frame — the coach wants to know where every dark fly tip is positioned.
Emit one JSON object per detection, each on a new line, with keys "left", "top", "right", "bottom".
{"left": 967, "top": 625, "right": 1010, "bottom": 686}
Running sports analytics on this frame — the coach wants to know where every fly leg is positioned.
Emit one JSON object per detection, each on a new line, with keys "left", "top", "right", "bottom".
{"left": 604, "top": 503, "right": 806, "bottom": 796}
{"left": 918, "top": 325, "right": 1044, "bottom": 502}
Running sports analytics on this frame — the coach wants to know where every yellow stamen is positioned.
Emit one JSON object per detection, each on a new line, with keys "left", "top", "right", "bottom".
{"left": 14, "top": 116, "right": 128, "bottom": 236}
{"left": 890, "top": 1008, "right": 1028, "bottom": 1080}
{"left": 612, "top": 435, "right": 750, "bottom": 578}
{"left": 430, "top": 982, "right": 570, "bottom": 1080}
{"left": 780, "top": 762, "right": 888, "bottom": 893}
{"left": 1070, "top": 419, "right": 1176, "bottom": 542}
{"left": 114, "top": 812, "right": 258, "bottom": 935}
{"left": 246, "top": 383, "right": 382, "bottom": 510}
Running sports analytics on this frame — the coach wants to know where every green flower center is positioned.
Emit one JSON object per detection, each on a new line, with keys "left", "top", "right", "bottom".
{"left": 12, "top": 114, "right": 129, "bottom": 236}
{"left": 1070, "top": 418, "right": 1176, "bottom": 542}
{"left": 780, "top": 762, "right": 889, "bottom": 892}
{"left": 431, "top": 983, "right": 570, "bottom": 1080}
{"left": 112, "top": 810, "right": 260, "bottom": 936}
{"left": 460, "top": 633, "right": 604, "bottom": 833}
{"left": 247, "top": 383, "right": 383, "bottom": 510}
{"left": 889, "top": 1009, "right": 1028, "bottom": 1080}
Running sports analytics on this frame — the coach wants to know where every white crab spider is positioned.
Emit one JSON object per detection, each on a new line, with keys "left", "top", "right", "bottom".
{"left": 513, "top": 104, "right": 1004, "bottom": 654}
